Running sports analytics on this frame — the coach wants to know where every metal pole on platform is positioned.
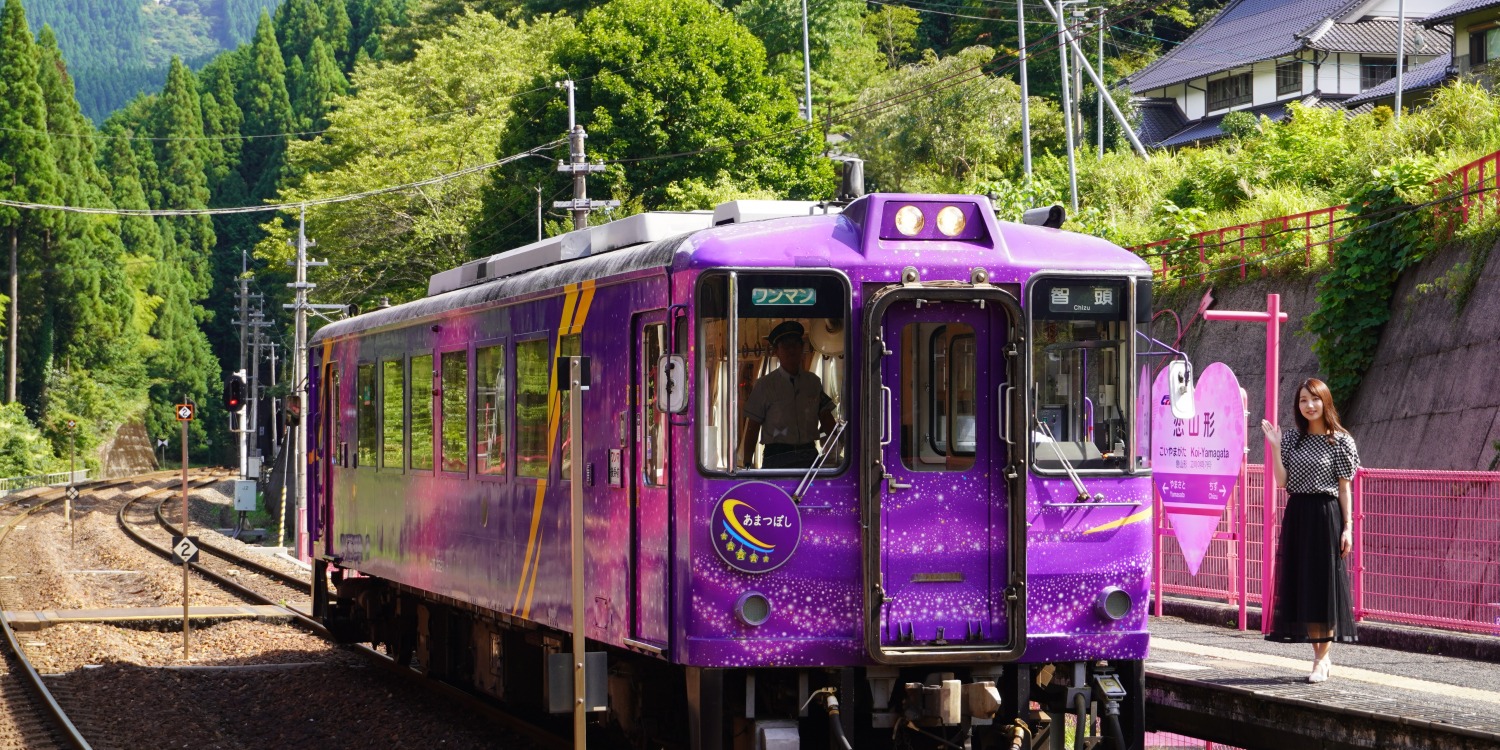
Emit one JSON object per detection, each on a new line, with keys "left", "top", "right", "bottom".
{"left": 181, "top": 395, "right": 190, "bottom": 659}
{"left": 569, "top": 356, "right": 588, "bottom": 750}
{"left": 1263, "top": 293, "right": 1280, "bottom": 635}
{"left": 1201, "top": 294, "right": 1287, "bottom": 635}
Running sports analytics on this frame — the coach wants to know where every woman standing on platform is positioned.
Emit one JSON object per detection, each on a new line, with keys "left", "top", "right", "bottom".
{"left": 1260, "top": 378, "right": 1359, "bottom": 684}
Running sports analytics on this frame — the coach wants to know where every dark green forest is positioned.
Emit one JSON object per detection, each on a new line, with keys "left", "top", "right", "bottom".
{"left": 27, "top": 0, "right": 283, "bottom": 120}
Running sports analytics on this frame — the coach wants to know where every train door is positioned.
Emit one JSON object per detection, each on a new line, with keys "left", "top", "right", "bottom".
{"left": 871, "top": 297, "right": 1015, "bottom": 656}
{"left": 632, "top": 312, "right": 671, "bottom": 648}
{"left": 318, "top": 361, "right": 339, "bottom": 547}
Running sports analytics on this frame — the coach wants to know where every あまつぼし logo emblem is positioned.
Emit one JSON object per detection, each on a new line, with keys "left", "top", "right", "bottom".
{"left": 710, "top": 482, "right": 801, "bottom": 574}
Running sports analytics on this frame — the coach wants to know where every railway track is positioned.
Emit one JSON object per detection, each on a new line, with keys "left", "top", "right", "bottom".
{"left": 0, "top": 471, "right": 217, "bottom": 750}
{"left": 118, "top": 477, "right": 567, "bottom": 750}
{"left": 0, "top": 470, "right": 559, "bottom": 749}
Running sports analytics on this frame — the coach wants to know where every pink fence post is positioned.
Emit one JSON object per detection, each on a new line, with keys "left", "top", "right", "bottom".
{"left": 1351, "top": 469, "right": 1364, "bottom": 622}
{"left": 1154, "top": 485, "right": 1165, "bottom": 617}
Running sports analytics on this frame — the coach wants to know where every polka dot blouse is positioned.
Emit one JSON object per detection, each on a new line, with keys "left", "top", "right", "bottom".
{"left": 1279, "top": 428, "right": 1360, "bottom": 496}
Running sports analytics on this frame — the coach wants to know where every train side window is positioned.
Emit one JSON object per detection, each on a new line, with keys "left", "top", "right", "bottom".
{"left": 642, "top": 323, "right": 667, "bottom": 486}
{"left": 516, "top": 338, "right": 550, "bottom": 479}
{"left": 357, "top": 363, "right": 376, "bottom": 468}
{"left": 411, "top": 354, "right": 434, "bottom": 471}
{"left": 558, "top": 334, "right": 580, "bottom": 479}
{"left": 476, "top": 344, "right": 507, "bottom": 477}
{"left": 382, "top": 359, "right": 405, "bottom": 471}
{"left": 441, "top": 350, "right": 469, "bottom": 473}
{"left": 698, "top": 271, "right": 849, "bottom": 474}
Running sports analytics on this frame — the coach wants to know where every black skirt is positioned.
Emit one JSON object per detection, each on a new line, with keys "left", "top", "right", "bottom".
{"left": 1266, "top": 492, "right": 1357, "bottom": 644}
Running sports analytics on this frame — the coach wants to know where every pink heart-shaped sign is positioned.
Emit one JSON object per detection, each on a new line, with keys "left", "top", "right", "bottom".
{"left": 1150, "top": 362, "right": 1246, "bottom": 576}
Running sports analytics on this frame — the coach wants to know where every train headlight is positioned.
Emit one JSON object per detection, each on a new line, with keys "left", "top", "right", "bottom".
{"left": 736, "top": 591, "right": 772, "bottom": 627}
{"left": 893, "top": 205, "right": 925, "bottom": 236}
{"left": 1096, "top": 587, "right": 1132, "bottom": 621}
{"left": 936, "top": 206, "right": 967, "bottom": 236}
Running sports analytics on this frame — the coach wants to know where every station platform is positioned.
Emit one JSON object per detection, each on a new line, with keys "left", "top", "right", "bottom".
{"left": 1147, "top": 601, "right": 1500, "bottom": 749}
{"left": 4, "top": 604, "right": 302, "bottom": 631}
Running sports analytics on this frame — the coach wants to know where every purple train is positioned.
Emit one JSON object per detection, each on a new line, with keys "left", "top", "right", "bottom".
{"left": 308, "top": 194, "right": 1157, "bottom": 749}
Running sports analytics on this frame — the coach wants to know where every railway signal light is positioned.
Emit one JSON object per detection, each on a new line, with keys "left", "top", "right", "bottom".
{"left": 225, "top": 371, "right": 247, "bottom": 413}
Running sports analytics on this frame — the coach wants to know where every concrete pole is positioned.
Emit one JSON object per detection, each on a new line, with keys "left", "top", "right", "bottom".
{"left": 1057, "top": 4, "right": 1079, "bottom": 211}
{"left": 1099, "top": 9, "right": 1106, "bottom": 157}
{"left": 291, "top": 206, "right": 314, "bottom": 552}
{"left": 1042, "top": 0, "right": 1150, "bottom": 158}
{"left": 801, "top": 0, "right": 814, "bottom": 123}
{"left": 8, "top": 228, "right": 17, "bottom": 404}
{"left": 1394, "top": 0, "right": 1407, "bottom": 123}
{"left": 1018, "top": 0, "right": 1031, "bottom": 176}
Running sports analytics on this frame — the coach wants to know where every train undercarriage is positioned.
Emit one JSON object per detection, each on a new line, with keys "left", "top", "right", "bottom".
{"left": 318, "top": 564, "right": 1147, "bottom": 750}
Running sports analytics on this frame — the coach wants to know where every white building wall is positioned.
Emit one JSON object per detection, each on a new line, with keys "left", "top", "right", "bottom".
{"left": 1340, "top": 53, "right": 1362, "bottom": 92}
{"left": 1302, "top": 57, "right": 1316, "bottom": 96}
{"left": 1252, "top": 60, "right": 1277, "bottom": 104}
{"left": 1185, "top": 82, "right": 1206, "bottom": 120}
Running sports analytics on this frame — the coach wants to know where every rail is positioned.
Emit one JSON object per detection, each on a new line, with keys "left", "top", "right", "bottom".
{"left": 1130, "top": 146, "right": 1500, "bottom": 285}
{"left": 0, "top": 470, "right": 91, "bottom": 496}
{"left": 1155, "top": 464, "right": 1500, "bottom": 635}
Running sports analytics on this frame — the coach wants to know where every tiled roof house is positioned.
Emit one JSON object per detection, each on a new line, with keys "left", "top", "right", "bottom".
{"left": 1125, "top": 0, "right": 1452, "bottom": 147}
{"left": 1422, "top": 0, "right": 1500, "bottom": 80}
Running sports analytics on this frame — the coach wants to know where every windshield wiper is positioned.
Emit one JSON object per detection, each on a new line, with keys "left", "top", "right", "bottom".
{"left": 794, "top": 419, "right": 848, "bottom": 502}
{"left": 1035, "top": 418, "right": 1099, "bottom": 502}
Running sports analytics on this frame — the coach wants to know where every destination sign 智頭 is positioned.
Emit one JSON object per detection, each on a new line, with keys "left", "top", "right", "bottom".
{"left": 1046, "top": 284, "right": 1123, "bottom": 316}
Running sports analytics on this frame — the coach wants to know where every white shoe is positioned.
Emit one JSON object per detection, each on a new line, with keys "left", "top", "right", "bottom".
{"left": 1307, "top": 657, "right": 1330, "bottom": 683}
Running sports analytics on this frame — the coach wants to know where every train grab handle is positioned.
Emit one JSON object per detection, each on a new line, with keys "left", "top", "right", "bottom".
{"left": 879, "top": 385, "right": 893, "bottom": 448}
{"left": 1000, "top": 385, "right": 1015, "bottom": 445}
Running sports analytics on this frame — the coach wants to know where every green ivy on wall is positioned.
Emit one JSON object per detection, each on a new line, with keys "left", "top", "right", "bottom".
{"left": 1304, "top": 161, "right": 1439, "bottom": 405}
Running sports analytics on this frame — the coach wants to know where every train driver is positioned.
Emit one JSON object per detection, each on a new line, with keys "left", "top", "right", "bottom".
{"left": 741, "top": 320, "right": 838, "bottom": 469}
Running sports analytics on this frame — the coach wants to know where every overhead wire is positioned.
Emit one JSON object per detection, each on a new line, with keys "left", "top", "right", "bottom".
{"left": 0, "top": 139, "right": 566, "bottom": 217}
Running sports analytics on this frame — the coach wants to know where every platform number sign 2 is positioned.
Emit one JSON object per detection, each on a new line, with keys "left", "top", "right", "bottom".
{"left": 175, "top": 403, "right": 195, "bottom": 421}
{"left": 171, "top": 536, "right": 200, "bottom": 564}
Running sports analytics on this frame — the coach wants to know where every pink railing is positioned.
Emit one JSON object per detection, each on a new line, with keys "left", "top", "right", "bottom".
{"left": 1155, "top": 465, "right": 1500, "bottom": 635}
{"left": 1132, "top": 147, "right": 1500, "bottom": 284}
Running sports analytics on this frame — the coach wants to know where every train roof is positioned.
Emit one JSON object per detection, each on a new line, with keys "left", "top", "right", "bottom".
{"left": 311, "top": 195, "right": 1148, "bottom": 344}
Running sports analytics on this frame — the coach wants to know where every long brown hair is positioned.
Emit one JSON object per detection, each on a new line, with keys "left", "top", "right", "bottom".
{"left": 1292, "top": 378, "right": 1347, "bottom": 446}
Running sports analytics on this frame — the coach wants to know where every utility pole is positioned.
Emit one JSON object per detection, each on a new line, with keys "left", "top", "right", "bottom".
{"left": 283, "top": 206, "right": 326, "bottom": 553}
{"left": 536, "top": 184, "right": 543, "bottom": 242}
{"left": 1042, "top": 0, "right": 1150, "bottom": 159}
{"left": 250, "top": 308, "right": 269, "bottom": 461}
{"left": 1394, "top": 0, "right": 1407, "bottom": 123}
{"left": 7, "top": 226, "right": 16, "bottom": 404}
{"left": 800, "top": 0, "right": 814, "bottom": 123}
{"left": 1018, "top": 0, "right": 1032, "bottom": 176}
{"left": 238, "top": 274, "right": 249, "bottom": 479}
{"left": 1072, "top": 6, "right": 1085, "bottom": 142}
{"left": 1099, "top": 9, "right": 1107, "bottom": 157}
{"left": 553, "top": 80, "right": 618, "bottom": 231}
{"left": 1057, "top": 1, "right": 1079, "bottom": 211}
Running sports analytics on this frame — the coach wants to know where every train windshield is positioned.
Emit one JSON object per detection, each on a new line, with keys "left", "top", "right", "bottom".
{"left": 1030, "top": 278, "right": 1134, "bottom": 473}
{"left": 698, "top": 271, "right": 849, "bottom": 474}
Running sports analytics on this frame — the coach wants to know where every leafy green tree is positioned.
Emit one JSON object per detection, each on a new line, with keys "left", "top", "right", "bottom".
{"left": 864, "top": 5, "right": 920, "bottom": 69}
{"left": 0, "top": 401, "right": 60, "bottom": 476}
{"left": 734, "top": 0, "right": 883, "bottom": 113}
{"left": 0, "top": 0, "right": 58, "bottom": 407}
{"left": 480, "top": 0, "right": 833, "bottom": 252}
{"left": 264, "top": 9, "right": 573, "bottom": 306}
{"left": 275, "top": 0, "right": 328, "bottom": 66}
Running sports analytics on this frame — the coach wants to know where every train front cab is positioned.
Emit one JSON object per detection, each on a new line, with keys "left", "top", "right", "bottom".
{"left": 687, "top": 202, "right": 1152, "bottom": 749}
